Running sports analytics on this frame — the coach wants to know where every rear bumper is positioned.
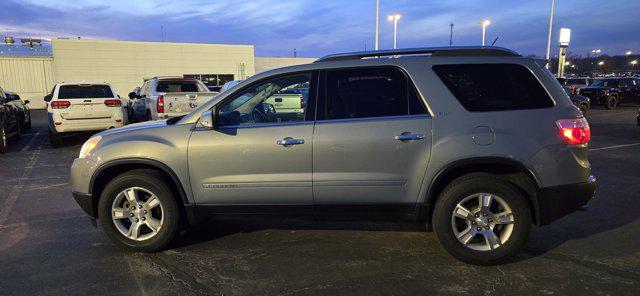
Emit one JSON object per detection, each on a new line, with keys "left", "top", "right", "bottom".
{"left": 72, "top": 191, "right": 97, "bottom": 218}
{"left": 536, "top": 175, "right": 596, "bottom": 225}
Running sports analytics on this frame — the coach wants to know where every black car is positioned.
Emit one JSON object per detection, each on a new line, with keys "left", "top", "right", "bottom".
{"left": 558, "top": 78, "right": 590, "bottom": 115}
{"left": 578, "top": 78, "right": 640, "bottom": 109}
{"left": 0, "top": 87, "right": 22, "bottom": 153}
{"left": 5, "top": 91, "right": 31, "bottom": 129}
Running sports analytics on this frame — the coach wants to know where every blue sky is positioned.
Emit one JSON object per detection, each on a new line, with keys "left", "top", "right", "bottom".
{"left": 0, "top": 0, "right": 638, "bottom": 58}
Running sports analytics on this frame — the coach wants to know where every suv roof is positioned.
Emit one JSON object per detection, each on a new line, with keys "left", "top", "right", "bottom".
{"left": 316, "top": 46, "right": 521, "bottom": 62}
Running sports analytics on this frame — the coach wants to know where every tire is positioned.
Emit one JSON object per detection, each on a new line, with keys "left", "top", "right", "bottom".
{"left": 98, "top": 169, "right": 180, "bottom": 252}
{"left": 605, "top": 95, "right": 618, "bottom": 110}
{"left": 0, "top": 125, "right": 7, "bottom": 153}
{"left": 25, "top": 116, "right": 31, "bottom": 129}
{"left": 433, "top": 173, "right": 531, "bottom": 265}
{"left": 14, "top": 122, "right": 21, "bottom": 140}
{"left": 49, "top": 130, "right": 62, "bottom": 147}
{"left": 579, "top": 104, "right": 588, "bottom": 116}
{"left": 145, "top": 110, "right": 152, "bottom": 121}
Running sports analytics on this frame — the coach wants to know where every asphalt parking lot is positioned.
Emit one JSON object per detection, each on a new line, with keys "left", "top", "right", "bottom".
{"left": 0, "top": 107, "right": 639, "bottom": 295}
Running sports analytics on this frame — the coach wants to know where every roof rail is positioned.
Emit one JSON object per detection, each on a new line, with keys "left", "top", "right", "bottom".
{"left": 315, "top": 46, "right": 520, "bottom": 62}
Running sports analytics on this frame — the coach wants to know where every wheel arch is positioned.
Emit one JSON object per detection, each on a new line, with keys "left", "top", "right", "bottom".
{"left": 424, "top": 157, "right": 542, "bottom": 225}
{"left": 89, "top": 158, "right": 190, "bottom": 218}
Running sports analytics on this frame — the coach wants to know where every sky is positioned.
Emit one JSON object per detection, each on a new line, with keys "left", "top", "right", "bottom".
{"left": 0, "top": 0, "right": 638, "bottom": 58}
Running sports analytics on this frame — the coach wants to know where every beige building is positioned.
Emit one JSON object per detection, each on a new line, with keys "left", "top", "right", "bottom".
{"left": 0, "top": 39, "right": 316, "bottom": 108}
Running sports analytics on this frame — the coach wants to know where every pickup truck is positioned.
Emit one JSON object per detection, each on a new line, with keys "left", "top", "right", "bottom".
{"left": 129, "top": 77, "right": 218, "bottom": 121}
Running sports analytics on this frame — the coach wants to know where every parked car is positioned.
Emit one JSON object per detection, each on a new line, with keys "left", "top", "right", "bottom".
{"left": 559, "top": 85, "right": 590, "bottom": 115}
{"left": 5, "top": 91, "right": 31, "bottom": 129}
{"left": 128, "top": 77, "right": 218, "bottom": 121}
{"left": 564, "top": 77, "right": 593, "bottom": 94}
{"left": 219, "top": 80, "right": 242, "bottom": 93}
{"left": 577, "top": 77, "right": 640, "bottom": 109}
{"left": 71, "top": 47, "right": 595, "bottom": 265}
{"left": 0, "top": 86, "right": 22, "bottom": 152}
{"left": 45, "top": 82, "right": 125, "bottom": 146}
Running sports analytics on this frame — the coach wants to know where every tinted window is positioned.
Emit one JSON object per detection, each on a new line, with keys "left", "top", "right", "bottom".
{"left": 156, "top": 80, "right": 203, "bottom": 92}
{"left": 323, "top": 67, "right": 426, "bottom": 120}
{"left": 592, "top": 79, "right": 620, "bottom": 88}
{"left": 58, "top": 85, "right": 114, "bottom": 99}
{"left": 433, "top": 64, "right": 553, "bottom": 112}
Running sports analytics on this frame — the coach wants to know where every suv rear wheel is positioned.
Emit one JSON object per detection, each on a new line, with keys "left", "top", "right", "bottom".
{"left": 49, "top": 130, "right": 62, "bottom": 147}
{"left": 98, "top": 169, "right": 179, "bottom": 252}
{"left": 433, "top": 173, "right": 531, "bottom": 265}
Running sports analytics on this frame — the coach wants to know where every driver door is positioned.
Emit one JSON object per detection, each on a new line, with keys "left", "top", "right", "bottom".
{"left": 188, "top": 72, "right": 317, "bottom": 206}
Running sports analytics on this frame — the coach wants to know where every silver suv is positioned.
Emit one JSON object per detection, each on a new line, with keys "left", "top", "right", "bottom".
{"left": 71, "top": 47, "right": 596, "bottom": 265}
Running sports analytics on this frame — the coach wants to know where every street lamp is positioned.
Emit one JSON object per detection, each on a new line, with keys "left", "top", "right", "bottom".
{"left": 591, "top": 49, "right": 601, "bottom": 55}
{"left": 625, "top": 51, "right": 632, "bottom": 56}
{"left": 557, "top": 28, "right": 571, "bottom": 78}
{"left": 481, "top": 19, "right": 491, "bottom": 46}
{"left": 632, "top": 60, "right": 638, "bottom": 68}
{"left": 388, "top": 14, "right": 402, "bottom": 49}
{"left": 598, "top": 61, "right": 605, "bottom": 66}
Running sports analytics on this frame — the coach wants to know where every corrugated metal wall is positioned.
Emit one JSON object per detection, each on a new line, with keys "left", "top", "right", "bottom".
{"left": 0, "top": 56, "right": 54, "bottom": 109}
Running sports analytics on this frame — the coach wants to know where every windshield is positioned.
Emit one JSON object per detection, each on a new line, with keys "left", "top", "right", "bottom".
{"left": 592, "top": 79, "right": 620, "bottom": 88}
{"left": 58, "top": 85, "right": 114, "bottom": 99}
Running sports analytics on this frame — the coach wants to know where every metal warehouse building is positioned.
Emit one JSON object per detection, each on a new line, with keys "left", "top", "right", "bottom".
{"left": 0, "top": 39, "right": 315, "bottom": 109}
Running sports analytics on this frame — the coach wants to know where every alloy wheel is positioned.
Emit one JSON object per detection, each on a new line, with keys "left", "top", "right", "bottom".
{"left": 111, "top": 187, "right": 164, "bottom": 241}
{"left": 451, "top": 193, "right": 515, "bottom": 251}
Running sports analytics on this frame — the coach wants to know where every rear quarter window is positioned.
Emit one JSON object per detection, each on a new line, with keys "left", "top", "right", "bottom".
{"left": 432, "top": 64, "right": 553, "bottom": 112}
{"left": 57, "top": 85, "right": 114, "bottom": 99}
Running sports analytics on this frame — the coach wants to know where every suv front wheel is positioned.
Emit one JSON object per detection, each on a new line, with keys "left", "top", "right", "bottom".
{"left": 433, "top": 173, "right": 531, "bottom": 265}
{"left": 98, "top": 169, "right": 179, "bottom": 252}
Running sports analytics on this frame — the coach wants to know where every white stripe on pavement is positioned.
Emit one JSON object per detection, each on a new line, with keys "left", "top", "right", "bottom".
{"left": 589, "top": 142, "right": 640, "bottom": 152}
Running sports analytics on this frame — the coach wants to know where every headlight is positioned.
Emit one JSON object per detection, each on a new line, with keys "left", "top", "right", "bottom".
{"left": 79, "top": 136, "right": 101, "bottom": 159}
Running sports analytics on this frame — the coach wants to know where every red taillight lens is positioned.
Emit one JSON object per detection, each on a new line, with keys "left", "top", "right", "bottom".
{"left": 104, "top": 99, "right": 121, "bottom": 107}
{"left": 300, "top": 97, "right": 305, "bottom": 109}
{"left": 51, "top": 101, "right": 70, "bottom": 109}
{"left": 157, "top": 95, "right": 164, "bottom": 113}
{"left": 556, "top": 118, "right": 591, "bottom": 145}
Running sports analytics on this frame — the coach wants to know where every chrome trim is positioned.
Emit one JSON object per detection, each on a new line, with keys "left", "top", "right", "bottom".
{"left": 277, "top": 138, "right": 305, "bottom": 146}
{"left": 316, "top": 114, "right": 431, "bottom": 124}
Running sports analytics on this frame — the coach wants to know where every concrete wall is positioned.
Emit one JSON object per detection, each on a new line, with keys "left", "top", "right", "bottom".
{"left": 254, "top": 57, "right": 317, "bottom": 74}
{"left": 0, "top": 56, "right": 54, "bottom": 108}
{"left": 51, "top": 39, "right": 255, "bottom": 101}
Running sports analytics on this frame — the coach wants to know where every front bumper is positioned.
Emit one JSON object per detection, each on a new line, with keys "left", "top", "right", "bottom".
{"left": 536, "top": 175, "right": 596, "bottom": 225}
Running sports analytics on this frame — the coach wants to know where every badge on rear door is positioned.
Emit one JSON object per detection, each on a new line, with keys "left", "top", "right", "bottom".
{"left": 189, "top": 102, "right": 198, "bottom": 108}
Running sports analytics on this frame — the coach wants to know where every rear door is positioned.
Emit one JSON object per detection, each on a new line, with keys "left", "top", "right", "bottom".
{"left": 312, "top": 67, "right": 432, "bottom": 211}
{"left": 56, "top": 84, "right": 118, "bottom": 120}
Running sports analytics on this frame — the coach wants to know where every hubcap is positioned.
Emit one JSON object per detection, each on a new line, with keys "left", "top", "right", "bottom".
{"left": 111, "top": 187, "right": 163, "bottom": 241}
{"left": 451, "top": 193, "right": 515, "bottom": 251}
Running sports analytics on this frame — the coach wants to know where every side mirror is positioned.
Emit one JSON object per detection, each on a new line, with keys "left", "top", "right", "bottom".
{"left": 24, "top": 100, "right": 30, "bottom": 104}
{"left": 44, "top": 94, "right": 52, "bottom": 102}
{"left": 197, "top": 108, "right": 216, "bottom": 129}
{"left": 128, "top": 92, "right": 138, "bottom": 100}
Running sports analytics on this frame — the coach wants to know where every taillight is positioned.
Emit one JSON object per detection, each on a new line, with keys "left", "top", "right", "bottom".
{"left": 300, "top": 97, "right": 305, "bottom": 109}
{"left": 157, "top": 95, "right": 164, "bottom": 113}
{"left": 556, "top": 118, "right": 590, "bottom": 145}
{"left": 104, "top": 99, "right": 121, "bottom": 107}
{"left": 51, "top": 101, "right": 70, "bottom": 109}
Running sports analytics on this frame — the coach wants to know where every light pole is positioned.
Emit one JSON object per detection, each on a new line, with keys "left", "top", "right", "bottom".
{"left": 375, "top": 0, "right": 379, "bottom": 50}
{"left": 557, "top": 28, "right": 571, "bottom": 78}
{"left": 626, "top": 51, "right": 632, "bottom": 56}
{"left": 545, "top": 0, "right": 555, "bottom": 68}
{"left": 481, "top": 19, "right": 491, "bottom": 46}
{"left": 388, "top": 14, "right": 402, "bottom": 49}
{"left": 631, "top": 60, "right": 638, "bottom": 69}
{"left": 449, "top": 23, "right": 454, "bottom": 46}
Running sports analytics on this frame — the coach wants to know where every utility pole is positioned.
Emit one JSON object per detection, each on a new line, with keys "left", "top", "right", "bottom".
{"left": 161, "top": 25, "right": 165, "bottom": 42}
{"left": 449, "top": 23, "right": 454, "bottom": 46}
{"left": 375, "top": 0, "right": 380, "bottom": 50}
{"left": 545, "top": 0, "right": 555, "bottom": 68}
{"left": 293, "top": 48, "right": 297, "bottom": 58}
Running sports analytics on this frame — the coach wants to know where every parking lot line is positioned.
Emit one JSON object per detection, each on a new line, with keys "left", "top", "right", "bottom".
{"left": 20, "top": 131, "right": 42, "bottom": 152}
{"left": 589, "top": 142, "right": 640, "bottom": 152}
{"left": 0, "top": 133, "right": 44, "bottom": 226}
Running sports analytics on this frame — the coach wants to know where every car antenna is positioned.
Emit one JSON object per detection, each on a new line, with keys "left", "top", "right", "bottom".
{"left": 491, "top": 37, "right": 499, "bottom": 46}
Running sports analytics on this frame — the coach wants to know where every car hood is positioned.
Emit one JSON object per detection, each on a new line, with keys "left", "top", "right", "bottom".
{"left": 97, "top": 120, "right": 168, "bottom": 137}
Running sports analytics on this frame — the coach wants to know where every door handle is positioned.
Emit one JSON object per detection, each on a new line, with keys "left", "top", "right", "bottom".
{"left": 395, "top": 133, "right": 425, "bottom": 141}
{"left": 277, "top": 138, "right": 305, "bottom": 146}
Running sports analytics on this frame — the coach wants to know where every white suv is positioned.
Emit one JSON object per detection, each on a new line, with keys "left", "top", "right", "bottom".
{"left": 46, "top": 82, "right": 125, "bottom": 146}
